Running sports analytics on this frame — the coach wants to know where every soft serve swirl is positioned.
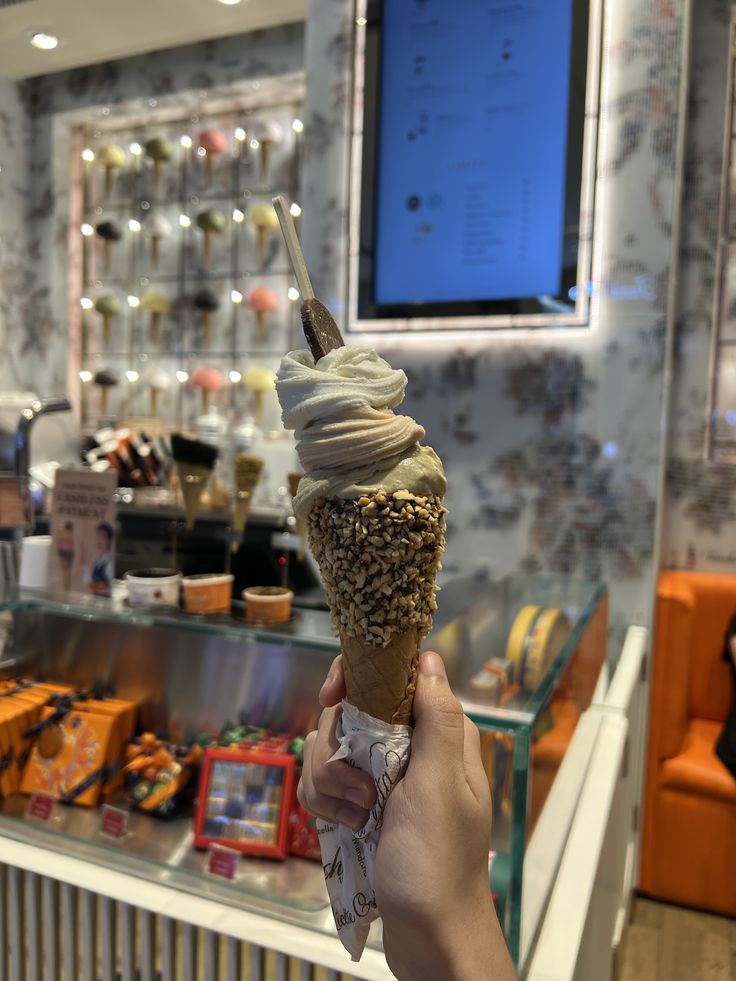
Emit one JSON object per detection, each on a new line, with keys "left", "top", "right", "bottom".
{"left": 277, "top": 347, "right": 446, "bottom": 517}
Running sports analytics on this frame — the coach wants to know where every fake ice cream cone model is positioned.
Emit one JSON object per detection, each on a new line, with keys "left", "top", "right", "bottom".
{"left": 96, "top": 221, "right": 122, "bottom": 272}
{"left": 190, "top": 366, "right": 224, "bottom": 413}
{"left": 143, "top": 366, "right": 171, "bottom": 416}
{"left": 246, "top": 286, "right": 278, "bottom": 342}
{"left": 244, "top": 366, "right": 275, "bottom": 424}
{"left": 231, "top": 454, "right": 264, "bottom": 552}
{"left": 98, "top": 143, "right": 125, "bottom": 195}
{"left": 249, "top": 204, "right": 279, "bottom": 261}
{"left": 145, "top": 212, "right": 172, "bottom": 266}
{"left": 140, "top": 289, "right": 171, "bottom": 344}
{"left": 272, "top": 195, "right": 447, "bottom": 725}
{"left": 145, "top": 137, "right": 173, "bottom": 189}
{"left": 196, "top": 209, "right": 226, "bottom": 265}
{"left": 252, "top": 121, "right": 283, "bottom": 180}
{"left": 192, "top": 288, "right": 219, "bottom": 344}
{"left": 198, "top": 129, "right": 227, "bottom": 183}
{"left": 94, "top": 294, "right": 122, "bottom": 346}
{"left": 170, "top": 433, "right": 218, "bottom": 530}
{"left": 93, "top": 368, "right": 119, "bottom": 416}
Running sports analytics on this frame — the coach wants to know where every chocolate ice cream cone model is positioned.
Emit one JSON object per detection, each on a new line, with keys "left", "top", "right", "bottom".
{"left": 249, "top": 204, "right": 279, "bottom": 262}
{"left": 98, "top": 143, "right": 125, "bottom": 195}
{"left": 96, "top": 221, "right": 122, "bottom": 272}
{"left": 244, "top": 366, "right": 275, "bottom": 424}
{"left": 143, "top": 366, "right": 171, "bottom": 416}
{"left": 273, "top": 195, "right": 447, "bottom": 725}
{"left": 140, "top": 289, "right": 171, "bottom": 344}
{"left": 93, "top": 368, "right": 119, "bottom": 416}
{"left": 196, "top": 209, "right": 226, "bottom": 264}
{"left": 252, "top": 121, "right": 283, "bottom": 180}
{"left": 246, "top": 286, "right": 278, "bottom": 342}
{"left": 198, "top": 129, "right": 227, "bottom": 183}
{"left": 145, "top": 137, "right": 173, "bottom": 189}
{"left": 94, "top": 294, "right": 122, "bottom": 346}
{"left": 190, "top": 366, "right": 224, "bottom": 413}
{"left": 231, "top": 454, "right": 264, "bottom": 552}
{"left": 192, "top": 288, "right": 220, "bottom": 344}
{"left": 145, "top": 212, "right": 172, "bottom": 266}
{"left": 171, "top": 433, "right": 218, "bottom": 530}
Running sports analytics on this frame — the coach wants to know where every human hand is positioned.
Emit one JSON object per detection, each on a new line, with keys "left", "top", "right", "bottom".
{"left": 299, "top": 652, "right": 516, "bottom": 981}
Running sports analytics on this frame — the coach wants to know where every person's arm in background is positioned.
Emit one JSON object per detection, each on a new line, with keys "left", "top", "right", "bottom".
{"left": 299, "top": 651, "right": 517, "bottom": 981}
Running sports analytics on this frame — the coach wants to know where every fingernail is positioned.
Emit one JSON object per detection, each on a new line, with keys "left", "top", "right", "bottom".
{"left": 345, "top": 787, "right": 368, "bottom": 807}
{"left": 420, "top": 651, "right": 446, "bottom": 678}
{"left": 337, "top": 806, "right": 366, "bottom": 831}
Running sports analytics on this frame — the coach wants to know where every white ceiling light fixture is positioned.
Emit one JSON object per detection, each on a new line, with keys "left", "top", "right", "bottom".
{"left": 29, "top": 30, "right": 60, "bottom": 51}
{"left": 216, "top": 0, "right": 242, "bottom": 5}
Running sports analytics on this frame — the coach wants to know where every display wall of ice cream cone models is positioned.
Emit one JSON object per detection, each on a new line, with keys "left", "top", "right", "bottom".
{"left": 144, "top": 211, "right": 172, "bottom": 266}
{"left": 248, "top": 204, "right": 279, "bottom": 261}
{"left": 145, "top": 137, "right": 173, "bottom": 188}
{"left": 246, "top": 286, "right": 279, "bottom": 342}
{"left": 195, "top": 209, "right": 226, "bottom": 264}
{"left": 140, "top": 289, "right": 171, "bottom": 344}
{"left": 93, "top": 368, "right": 119, "bottom": 415}
{"left": 198, "top": 130, "right": 228, "bottom": 182}
{"left": 94, "top": 294, "right": 122, "bottom": 346}
{"left": 95, "top": 221, "right": 122, "bottom": 271}
{"left": 190, "top": 366, "right": 224, "bottom": 413}
{"left": 252, "top": 121, "right": 283, "bottom": 180}
{"left": 192, "top": 288, "right": 220, "bottom": 344}
{"left": 243, "top": 366, "right": 275, "bottom": 423}
{"left": 143, "top": 366, "right": 171, "bottom": 416}
{"left": 98, "top": 144, "right": 125, "bottom": 195}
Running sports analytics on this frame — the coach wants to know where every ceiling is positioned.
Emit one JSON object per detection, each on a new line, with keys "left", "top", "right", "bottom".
{"left": 0, "top": 0, "right": 306, "bottom": 80}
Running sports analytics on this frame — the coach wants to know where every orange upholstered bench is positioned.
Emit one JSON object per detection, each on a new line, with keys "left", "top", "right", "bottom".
{"left": 640, "top": 571, "right": 736, "bottom": 916}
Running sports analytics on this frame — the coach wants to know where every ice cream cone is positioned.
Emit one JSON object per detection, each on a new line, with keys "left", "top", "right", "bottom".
{"left": 101, "top": 387, "right": 110, "bottom": 415}
{"left": 259, "top": 140, "right": 272, "bottom": 179}
{"left": 150, "top": 387, "right": 160, "bottom": 416}
{"left": 104, "top": 240, "right": 111, "bottom": 271}
{"left": 256, "top": 310, "right": 267, "bottom": 342}
{"left": 105, "top": 166, "right": 114, "bottom": 196}
{"left": 200, "top": 390, "right": 211, "bottom": 413}
{"left": 206, "top": 154, "right": 214, "bottom": 183}
{"left": 154, "top": 159, "right": 162, "bottom": 188}
{"left": 177, "top": 463, "right": 210, "bottom": 529}
{"left": 203, "top": 230, "right": 212, "bottom": 264}
{"left": 151, "top": 236, "right": 160, "bottom": 266}
{"left": 202, "top": 311, "right": 212, "bottom": 345}
{"left": 151, "top": 312, "right": 161, "bottom": 344}
{"left": 307, "top": 491, "right": 446, "bottom": 725}
{"left": 342, "top": 631, "right": 420, "bottom": 725}
{"left": 253, "top": 390, "right": 265, "bottom": 423}
{"left": 257, "top": 227, "right": 268, "bottom": 262}
{"left": 231, "top": 454, "right": 264, "bottom": 553}
{"left": 103, "top": 315, "right": 111, "bottom": 347}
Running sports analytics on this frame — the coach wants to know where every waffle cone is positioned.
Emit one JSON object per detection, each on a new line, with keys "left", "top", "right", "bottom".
{"left": 177, "top": 463, "right": 211, "bottom": 529}
{"left": 232, "top": 455, "right": 264, "bottom": 550}
{"left": 308, "top": 491, "right": 446, "bottom": 725}
{"left": 342, "top": 630, "right": 419, "bottom": 725}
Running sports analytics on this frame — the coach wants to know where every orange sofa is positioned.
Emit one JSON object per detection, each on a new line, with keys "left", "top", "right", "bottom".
{"left": 640, "top": 571, "right": 736, "bottom": 917}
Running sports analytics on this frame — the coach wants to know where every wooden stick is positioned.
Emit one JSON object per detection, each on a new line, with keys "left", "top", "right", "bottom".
{"left": 272, "top": 195, "right": 314, "bottom": 300}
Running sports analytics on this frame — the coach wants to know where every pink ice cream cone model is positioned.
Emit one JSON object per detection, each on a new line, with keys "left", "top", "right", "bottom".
{"left": 191, "top": 366, "right": 224, "bottom": 413}
{"left": 246, "top": 286, "right": 278, "bottom": 342}
{"left": 198, "top": 130, "right": 228, "bottom": 183}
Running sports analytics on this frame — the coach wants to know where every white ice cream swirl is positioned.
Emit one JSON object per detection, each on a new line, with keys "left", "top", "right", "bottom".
{"left": 277, "top": 347, "right": 446, "bottom": 517}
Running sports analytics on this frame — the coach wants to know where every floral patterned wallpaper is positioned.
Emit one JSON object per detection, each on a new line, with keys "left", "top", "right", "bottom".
{"left": 300, "top": 0, "right": 690, "bottom": 648}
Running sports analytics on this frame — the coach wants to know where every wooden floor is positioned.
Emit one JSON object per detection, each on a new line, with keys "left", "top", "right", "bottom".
{"left": 615, "top": 898, "right": 736, "bottom": 981}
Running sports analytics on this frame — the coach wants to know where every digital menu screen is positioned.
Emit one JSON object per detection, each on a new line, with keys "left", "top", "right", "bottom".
{"left": 358, "top": 0, "right": 588, "bottom": 320}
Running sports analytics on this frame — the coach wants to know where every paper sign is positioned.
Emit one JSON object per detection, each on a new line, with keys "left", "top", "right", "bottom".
{"left": 100, "top": 804, "right": 129, "bottom": 840}
{"left": 49, "top": 469, "right": 117, "bottom": 597}
{"left": 206, "top": 844, "right": 239, "bottom": 880}
{"left": 27, "top": 794, "right": 55, "bottom": 823}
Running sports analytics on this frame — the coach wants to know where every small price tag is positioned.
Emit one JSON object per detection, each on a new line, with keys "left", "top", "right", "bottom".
{"left": 100, "top": 804, "right": 129, "bottom": 841}
{"left": 206, "top": 844, "right": 239, "bottom": 881}
{"left": 27, "top": 794, "right": 56, "bottom": 823}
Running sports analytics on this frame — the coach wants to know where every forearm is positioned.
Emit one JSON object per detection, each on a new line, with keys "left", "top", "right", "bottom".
{"left": 383, "top": 892, "right": 517, "bottom": 981}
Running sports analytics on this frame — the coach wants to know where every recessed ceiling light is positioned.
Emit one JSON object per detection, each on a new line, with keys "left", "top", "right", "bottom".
{"left": 29, "top": 30, "right": 59, "bottom": 51}
{"left": 217, "top": 0, "right": 242, "bottom": 5}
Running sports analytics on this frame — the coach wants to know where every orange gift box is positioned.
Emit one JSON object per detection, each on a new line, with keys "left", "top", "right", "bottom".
{"left": 21, "top": 707, "right": 116, "bottom": 806}
{"left": 73, "top": 697, "right": 137, "bottom": 796}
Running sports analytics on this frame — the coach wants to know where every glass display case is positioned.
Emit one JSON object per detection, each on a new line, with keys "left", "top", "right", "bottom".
{"left": 0, "top": 572, "right": 606, "bottom": 970}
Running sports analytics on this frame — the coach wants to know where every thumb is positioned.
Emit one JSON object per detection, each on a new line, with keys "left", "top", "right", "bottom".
{"left": 410, "top": 651, "right": 465, "bottom": 770}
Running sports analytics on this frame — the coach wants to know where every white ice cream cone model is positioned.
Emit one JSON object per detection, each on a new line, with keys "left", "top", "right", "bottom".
{"left": 143, "top": 366, "right": 171, "bottom": 417}
{"left": 253, "top": 121, "right": 283, "bottom": 180}
{"left": 145, "top": 212, "right": 172, "bottom": 267}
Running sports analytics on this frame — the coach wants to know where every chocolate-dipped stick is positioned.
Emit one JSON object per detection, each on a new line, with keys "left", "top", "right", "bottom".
{"left": 271, "top": 195, "right": 344, "bottom": 360}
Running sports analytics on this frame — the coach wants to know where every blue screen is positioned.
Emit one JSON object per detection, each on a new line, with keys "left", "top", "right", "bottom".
{"left": 374, "top": 0, "right": 574, "bottom": 306}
